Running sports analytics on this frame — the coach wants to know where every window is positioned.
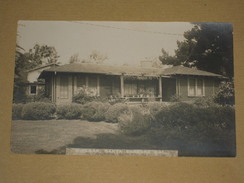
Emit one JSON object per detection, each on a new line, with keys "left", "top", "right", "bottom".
{"left": 188, "top": 78, "right": 205, "bottom": 97}
{"left": 30, "top": 85, "right": 37, "bottom": 94}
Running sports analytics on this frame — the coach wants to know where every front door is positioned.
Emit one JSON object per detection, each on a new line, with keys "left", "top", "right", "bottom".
{"left": 56, "top": 74, "right": 72, "bottom": 104}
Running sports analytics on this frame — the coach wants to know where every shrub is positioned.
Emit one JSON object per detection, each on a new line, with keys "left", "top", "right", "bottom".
{"left": 105, "top": 103, "right": 128, "bottom": 123}
{"left": 213, "top": 81, "right": 235, "bottom": 106}
{"left": 25, "top": 87, "right": 52, "bottom": 103}
{"left": 73, "top": 86, "right": 98, "bottom": 104}
{"left": 169, "top": 94, "right": 182, "bottom": 102}
{"left": 150, "top": 102, "right": 235, "bottom": 147}
{"left": 81, "top": 102, "right": 110, "bottom": 121}
{"left": 154, "top": 102, "right": 196, "bottom": 128}
{"left": 193, "top": 97, "right": 217, "bottom": 108}
{"left": 118, "top": 105, "right": 151, "bottom": 135}
{"left": 144, "top": 102, "right": 169, "bottom": 116}
{"left": 21, "top": 102, "right": 56, "bottom": 120}
{"left": 56, "top": 104, "right": 83, "bottom": 119}
{"left": 12, "top": 103, "right": 24, "bottom": 120}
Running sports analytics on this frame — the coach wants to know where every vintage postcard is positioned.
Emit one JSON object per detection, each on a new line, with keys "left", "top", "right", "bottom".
{"left": 11, "top": 21, "right": 235, "bottom": 157}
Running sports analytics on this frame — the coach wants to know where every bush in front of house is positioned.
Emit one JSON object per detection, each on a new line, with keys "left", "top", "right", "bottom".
{"left": 193, "top": 96, "right": 217, "bottom": 108}
{"left": 149, "top": 102, "right": 235, "bottom": 152}
{"left": 144, "top": 102, "right": 169, "bottom": 116}
{"left": 213, "top": 81, "right": 235, "bottom": 106}
{"left": 72, "top": 86, "right": 97, "bottom": 104}
{"left": 21, "top": 102, "right": 56, "bottom": 120}
{"left": 153, "top": 102, "right": 197, "bottom": 129}
{"left": 56, "top": 104, "right": 83, "bottom": 119}
{"left": 12, "top": 103, "right": 24, "bottom": 120}
{"left": 105, "top": 103, "right": 129, "bottom": 123}
{"left": 118, "top": 105, "right": 151, "bottom": 135}
{"left": 81, "top": 101, "right": 111, "bottom": 121}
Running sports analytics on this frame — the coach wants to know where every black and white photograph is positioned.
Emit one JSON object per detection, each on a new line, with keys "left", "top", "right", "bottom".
{"left": 11, "top": 21, "right": 235, "bottom": 157}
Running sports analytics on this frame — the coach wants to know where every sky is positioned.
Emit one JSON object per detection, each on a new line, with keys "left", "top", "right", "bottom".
{"left": 17, "top": 21, "right": 193, "bottom": 66}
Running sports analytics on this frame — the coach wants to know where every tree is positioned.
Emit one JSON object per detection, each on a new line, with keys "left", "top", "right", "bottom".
{"left": 69, "top": 53, "right": 81, "bottom": 64}
{"left": 213, "top": 81, "right": 235, "bottom": 106}
{"left": 88, "top": 50, "right": 108, "bottom": 64}
{"left": 159, "top": 23, "right": 234, "bottom": 78}
{"left": 25, "top": 44, "right": 59, "bottom": 69}
{"left": 13, "top": 45, "right": 28, "bottom": 103}
{"left": 69, "top": 50, "right": 108, "bottom": 64}
{"left": 13, "top": 44, "right": 59, "bottom": 103}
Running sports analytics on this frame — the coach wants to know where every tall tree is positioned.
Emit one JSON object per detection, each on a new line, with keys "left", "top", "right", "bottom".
{"left": 13, "top": 44, "right": 59, "bottom": 103}
{"left": 25, "top": 44, "right": 59, "bottom": 68}
{"left": 159, "top": 23, "right": 234, "bottom": 78}
{"left": 13, "top": 45, "right": 28, "bottom": 103}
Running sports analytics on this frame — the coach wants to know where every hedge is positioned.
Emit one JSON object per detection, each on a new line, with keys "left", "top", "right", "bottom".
{"left": 12, "top": 103, "right": 24, "bottom": 120}
{"left": 56, "top": 104, "right": 83, "bottom": 119}
{"left": 82, "top": 101, "right": 111, "bottom": 121}
{"left": 21, "top": 102, "right": 56, "bottom": 120}
{"left": 118, "top": 105, "right": 151, "bottom": 135}
{"left": 105, "top": 103, "right": 128, "bottom": 123}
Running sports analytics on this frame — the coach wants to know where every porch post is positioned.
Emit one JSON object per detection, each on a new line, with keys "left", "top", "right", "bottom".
{"left": 97, "top": 75, "right": 100, "bottom": 96}
{"left": 159, "top": 76, "right": 162, "bottom": 102}
{"left": 85, "top": 76, "right": 88, "bottom": 87}
{"left": 73, "top": 75, "right": 77, "bottom": 94}
{"left": 120, "top": 74, "right": 124, "bottom": 98}
{"left": 51, "top": 75, "right": 54, "bottom": 102}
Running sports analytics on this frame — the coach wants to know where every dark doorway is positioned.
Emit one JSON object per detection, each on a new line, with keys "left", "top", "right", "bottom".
{"left": 162, "top": 78, "right": 176, "bottom": 101}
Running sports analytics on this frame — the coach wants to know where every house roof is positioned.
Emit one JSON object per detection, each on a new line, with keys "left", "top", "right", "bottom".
{"left": 162, "top": 65, "right": 224, "bottom": 77}
{"left": 26, "top": 63, "right": 59, "bottom": 73}
{"left": 39, "top": 63, "right": 162, "bottom": 77}
{"left": 39, "top": 63, "right": 224, "bottom": 79}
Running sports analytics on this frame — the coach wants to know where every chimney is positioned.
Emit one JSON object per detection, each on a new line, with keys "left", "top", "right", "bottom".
{"left": 140, "top": 60, "right": 153, "bottom": 67}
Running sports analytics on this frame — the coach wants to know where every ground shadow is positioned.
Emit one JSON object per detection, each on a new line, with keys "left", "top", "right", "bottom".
{"left": 35, "top": 132, "right": 236, "bottom": 157}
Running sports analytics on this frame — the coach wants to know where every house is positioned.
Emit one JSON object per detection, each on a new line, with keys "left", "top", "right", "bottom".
{"left": 38, "top": 63, "right": 224, "bottom": 104}
{"left": 25, "top": 63, "right": 58, "bottom": 96}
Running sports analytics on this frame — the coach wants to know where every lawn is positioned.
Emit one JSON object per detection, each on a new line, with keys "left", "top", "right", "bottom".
{"left": 11, "top": 119, "right": 235, "bottom": 156}
{"left": 11, "top": 120, "right": 119, "bottom": 154}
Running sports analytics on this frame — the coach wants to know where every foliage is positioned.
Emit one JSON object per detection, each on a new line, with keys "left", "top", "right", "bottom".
{"left": 159, "top": 23, "right": 234, "bottom": 78}
{"left": 72, "top": 86, "right": 98, "bottom": 104}
{"left": 12, "top": 104, "right": 24, "bottom": 120}
{"left": 149, "top": 102, "right": 235, "bottom": 150}
{"left": 193, "top": 96, "right": 217, "bottom": 107}
{"left": 13, "top": 45, "right": 28, "bottom": 103}
{"left": 81, "top": 102, "right": 111, "bottom": 121}
{"left": 105, "top": 103, "right": 129, "bottom": 123}
{"left": 169, "top": 94, "right": 182, "bottom": 102}
{"left": 118, "top": 105, "right": 151, "bottom": 135}
{"left": 25, "top": 44, "right": 59, "bottom": 68}
{"left": 69, "top": 53, "right": 80, "bottom": 64}
{"left": 13, "top": 43, "right": 59, "bottom": 103}
{"left": 56, "top": 104, "right": 83, "bottom": 119}
{"left": 213, "top": 81, "right": 235, "bottom": 106}
{"left": 143, "top": 102, "right": 168, "bottom": 116}
{"left": 21, "top": 102, "right": 56, "bottom": 120}
{"left": 25, "top": 87, "right": 52, "bottom": 103}
{"left": 69, "top": 50, "right": 108, "bottom": 64}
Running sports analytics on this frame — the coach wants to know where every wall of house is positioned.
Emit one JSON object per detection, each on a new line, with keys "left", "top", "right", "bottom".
{"left": 177, "top": 76, "right": 220, "bottom": 101}
{"left": 99, "top": 75, "right": 113, "bottom": 97}
{"left": 52, "top": 73, "right": 121, "bottom": 104}
{"left": 45, "top": 77, "right": 53, "bottom": 99}
{"left": 27, "top": 66, "right": 53, "bottom": 83}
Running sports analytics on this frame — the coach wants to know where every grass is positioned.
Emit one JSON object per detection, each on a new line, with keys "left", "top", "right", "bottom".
{"left": 11, "top": 119, "right": 235, "bottom": 156}
{"left": 11, "top": 120, "right": 118, "bottom": 154}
